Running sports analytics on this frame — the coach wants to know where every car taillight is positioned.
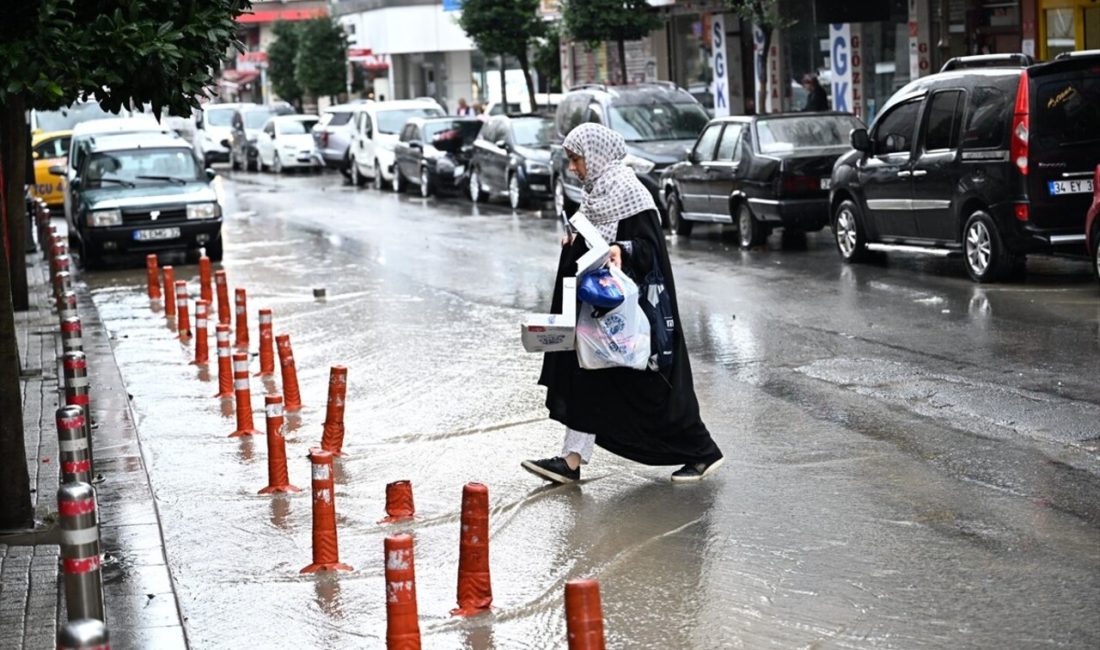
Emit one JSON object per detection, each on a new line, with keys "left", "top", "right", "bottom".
{"left": 1014, "top": 203, "right": 1029, "bottom": 222}
{"left": 320, "top": 131, "right": 329, "bottom": 147}
{"left": 1011, "top": 72, "right": 1029, "bottom": 176}
{"left": 782, "top": 175, "right": 820, "bottom": 193}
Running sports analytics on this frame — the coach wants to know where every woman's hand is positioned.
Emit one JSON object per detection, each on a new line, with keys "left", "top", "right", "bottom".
{"left": 561, "top": 232, "right": 576, "bottom": 246}
{"left": 608, "top": 244, "right": 622, "bottom": 269}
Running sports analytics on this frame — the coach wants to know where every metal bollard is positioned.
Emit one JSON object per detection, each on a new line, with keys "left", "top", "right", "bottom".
{"left": 58, "top": 290, "right": 78, "bottom": 324}
{"left": 57, "top": 405, "right": 92, "bottom": 485}
{"left": 58, "top": 482, "right": 105, "bottom": 622}
{"left": 54, "top": 269, "right": 73, "bottom": 301}
{"left": 57, "top": 618, "right": 109, "bottom": 650}
{"left": 63, "top": 350, "right": 93, "bottom": 464}
{"left": 61, "top": 316, "right": 84, "bottom": 354}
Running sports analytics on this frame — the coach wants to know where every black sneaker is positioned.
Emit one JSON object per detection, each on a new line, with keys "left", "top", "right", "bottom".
{"left": 671, "top": 456, "right": 725, "bottom": 483}
{"left": 521, "top": 457, "right": 580, "bottom": 484}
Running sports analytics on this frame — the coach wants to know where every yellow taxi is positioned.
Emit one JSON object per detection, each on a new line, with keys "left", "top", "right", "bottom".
{"left": 30, "top": 130, "right": 72, "bottom": 208}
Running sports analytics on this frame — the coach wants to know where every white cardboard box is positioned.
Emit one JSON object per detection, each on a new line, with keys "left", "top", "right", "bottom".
{"left": 520, "top": 277, "right": 576, "bottom": 352}
{"left": 570, "top": 213, "right": 611, "bottom": 276}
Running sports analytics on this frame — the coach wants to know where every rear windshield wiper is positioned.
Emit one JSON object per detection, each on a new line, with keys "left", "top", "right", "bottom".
{"left": 1059, "top": 137, "right": 1100, "bottom": 148}
{"left": 136, "top": 175, "right": 188, "bottom": 185}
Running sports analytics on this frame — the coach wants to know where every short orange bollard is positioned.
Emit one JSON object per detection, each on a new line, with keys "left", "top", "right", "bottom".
{"left": 175, "top": 281, "right": 191, "bottom": 339}
{"left": 565, "top": 579, "right": 606, "bottom": 650}
{"left": 192, "top": 300, "right": 210, "bottom": 365}
{"left": 163, "top": 266, "right": 177, "bottom": 319}
{"left": 145, "top": 254, "right": 161, "bottom": 300}
{"left": 301, "top": 448, "right": 352, "bottom": 573}
{"left": 384, "top": 534, "right": 421, "bottom": 650}
{"left": 452, "top": 482, "right": 492, "bottom": 616}
{"left": 228, "top": 353, "right": 261, "bottom": 437}
{"left": 320, "top": 366, "right": 348, "bottom": 455}
{"left": 258, "top": 395, "right": 300, "bottom": 494}
{"left": 215, "top": 270, "right": 230, "bottom": 326}
{"left": 378, "top": 481, "right": 415, "bottom": 524}
{"left": 198, "top": 254, "right": 213, "bottom": 304}
{"left": 214, "top": 325, "right": 234, "bottom": 398}
{"left": 234, "top": 288, "right": 249, "bottom": 348}
{"left": 276, "top": 334, "right": 303, "bottom": 412}
{"left": 256, "top": 309, "right": 275, "bottom": 377}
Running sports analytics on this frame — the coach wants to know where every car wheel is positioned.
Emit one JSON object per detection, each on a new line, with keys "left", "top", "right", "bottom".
{"left": 350, "top": 158, "right": 365, "bottom": 186}
{"left": 419, "top": 167, "right": 432, "bottom": 198}
{"left": 272, "top": 152, "right": 282, "bottom": 174}
{"left": 247, "top": 154, "right": 258, "bottom": 172}
{"left": 833, "top": 199, "right": 868, "bottom": 263}
{"left": 737, "top": 203, "right": 765, "bottom": 249}
{"left": 205, "top": 236, "right": 224, "bottom": 262}
{"left": 340, "top": 151, "right": 352, "bottom": 179}
{"left": 374, "top": 161, "right": 385, "bottom": 191}
{"left": 1093, "top": 225, "right": 1100, "bottom": 287}
{"left": 667, "top": 191, "right": 692, "bottom": 236}
{"left": 230, "top": 149, "right": 241, "bottom": 172}
{"left": 964, "top": 210, "right": 1014, "bottom": 283}
{"left": 508, "top": 172, "right": 525, "bottom": 210}
{"left": 78, "top": 235, "right": 99, "bottom": 271}
{"left": 392, "top": 166, "right": 405, "bottom": 193}
{"left": 259, "top": 155, "right": 269, "bottom": 172}
{"left": 469, "top": 167, "right": 482, "bottom": 203}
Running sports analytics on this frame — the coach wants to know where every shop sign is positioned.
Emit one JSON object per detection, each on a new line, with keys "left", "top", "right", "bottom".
{"left": 710, "top": 14, "right": 730, "bottom": 117}
{"left": 829, "top": 23, "right": 853, "bottom": 114}
{"left": 908, "top": 0, "right": 931, "bottom": 79}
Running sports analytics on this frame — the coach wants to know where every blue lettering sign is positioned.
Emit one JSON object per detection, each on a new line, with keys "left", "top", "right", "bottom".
{"left": 833, "top": 82, "right": 849, "bottom": 111}
{"left": 715, "top": 82, "right": 727, "bottom": 109}
{"left": 832, "top": 36, "right": 849, "bottom": 76}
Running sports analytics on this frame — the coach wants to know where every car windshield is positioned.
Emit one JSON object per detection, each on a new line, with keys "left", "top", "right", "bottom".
{"left": 204, "top": 108, "right": 236, "bottom": 127}
{"left": 511, "top": 118, "right": 554, "bottom": 146}
{"left": 278, "top": 120, "right": 317, "bottom": 135}
{"left": 755, "top": 115, "right": 863, "bottom": 153}
{"left": 243, "top": 110, "right": 273, "bottom": 130}
{"left": 36, "top": 103, "right": 126, "bottom": 132}
{"left": 607, "top": 101, "right": 710, "bottom": 142}
{"left": 424, "top": 120, "right": 482, "bottom": 145}
{"left": 84, "top": 148, "right": 202, "bottom": 187}
{"left": 377, "top": 108, "right": 444, "bottom": 134}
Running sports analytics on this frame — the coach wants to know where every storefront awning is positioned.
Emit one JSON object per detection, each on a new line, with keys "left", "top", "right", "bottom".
{"left": 219, "top": 69, "right": 260, "bottom": 90}
{"left": 238, "top": 8, "right": 327, "bottom": 24}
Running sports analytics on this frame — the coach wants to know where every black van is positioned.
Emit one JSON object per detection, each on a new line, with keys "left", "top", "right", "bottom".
{"left": 829, "top": 51, "right": 1100, "bottom": 282}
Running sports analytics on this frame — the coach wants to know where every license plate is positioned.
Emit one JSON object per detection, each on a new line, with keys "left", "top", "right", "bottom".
{"left": 820, "top": 178, "right": 831, "bottom": 190}
{"left": 454, "top": 165, "right": 465, "bottom": 177}
{"left": 1048, "top": 179, "right": 1093, "bottom": 195}
{"left": 133, "top": 227, "right": 180, "bottom": 241}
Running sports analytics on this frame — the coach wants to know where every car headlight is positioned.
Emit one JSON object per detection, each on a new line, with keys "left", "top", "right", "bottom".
{"left": 525, "top": 160, "right": 551, "bottom": 174}
{"left": 622, "top": 153, "right": 655, "bottom": 175}
{"left": 88, "top": 209, "right": 121, "bottom": 227}
{"left": 187, "top": 203, "right": 219, "bottom": 220}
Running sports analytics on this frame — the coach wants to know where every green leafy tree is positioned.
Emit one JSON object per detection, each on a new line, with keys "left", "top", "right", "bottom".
{"left": 723, "top": 0, "right": 795, "bottom": 112}
{"left": 458, "top": 0, "right": 545, "bottom": 111}
{"left": 295, "top": 18, "right": 347, "bottom": 103}
{"left": 560, "top": 0, "right": 660, "bottom": 86}
{"left": 267, "top": 21, "right": 304, "bottom": 109}
{"left": 0, "top": 0, "right": 248, "bottom": 530}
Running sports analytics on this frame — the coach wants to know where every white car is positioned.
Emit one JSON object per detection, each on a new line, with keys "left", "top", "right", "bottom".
{"left": 195, "top": 103, "right": 247, "bottom": 165}
{"left": 348, "top": 99, "right": 445, "bottom": 190}
{"left": 256, "top": 115, "right": 322, "bottom": 173}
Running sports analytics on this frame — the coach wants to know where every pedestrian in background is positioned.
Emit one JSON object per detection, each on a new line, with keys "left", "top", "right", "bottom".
{"left": 801, "top": 73, "right": 829, "bottom": 112}
{"left": 522, "top": 123, "right": 725, "bottom": 484}
{"left": 456, "top": 98, "right": 473, "bottom": 116}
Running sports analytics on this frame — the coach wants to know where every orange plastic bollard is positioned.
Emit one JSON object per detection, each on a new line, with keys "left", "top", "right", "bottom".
{"left": 163, "top": 266, "right": 177, "bottom": 319}
{"left": 213, "top": 325, "right": 234, "bottom": 398}
{"left": 258, "top": 395, "right": 300, "bottom": 494}
{"left": 320, "top": 366, "right": 348, "bottom": 455}
{"left": 145, "top": 254, "right": 161, "bottom": 300}
{"left": 198, "top": 254, "right": 213, "bottom": 304}
{"left": 175, "top": 281, "right": 191, "bottom": 339}
{"left": 215, "top": 270, "right": 230, "bottom": 326}
{"left": 192, "top": 300, "right": 210, "bottom": 365}
{"left": 565, "top": 579, "right": 606, "bottom": 650}
{"left": 451, "top": 483, "right": 492, "bottom": 616}
{"left": 256, "top": 309, "right": 275, "bottom": 376}
{"left": 234, "top": 288, "right": 249, "bottom": 348}
{"left": 228, "top": 353, "right": 261, "bottom": 437}
{"left": 301, "top": 448, "right": 352, "bottom": 573}
{"left": 384, "top": 534, "right": 421, "bottom": 650}
{"left": 275, "top": 334, "right": 303, "bottom": 412}
{"left": 378, "top": 481, "right": 415, "bottom": 524}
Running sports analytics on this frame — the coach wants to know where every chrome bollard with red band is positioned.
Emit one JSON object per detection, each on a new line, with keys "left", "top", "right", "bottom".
{"left": 58, "top": 290, "right": 78, "bottom": 325}
{"left": 54, "top": 269, "right": 73, "bottom": 302}
{"left": 61, "top": 316, "right": 84, "bottom": 354}
{"left": 57, "top": 618, "right": 110, "bottom": 650}
{"left": 58, "top": 482, "right": 105, "bottom": 622}
{"left": 57, "top": 405, "right": 93, "bottom": 485}
{"left": 62, "top": 351, "right": 93, "bottom": 455}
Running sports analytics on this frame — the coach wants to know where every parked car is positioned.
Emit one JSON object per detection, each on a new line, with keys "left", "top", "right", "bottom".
{"left": 830, "top": 51, "right": 1100, "bottom": 282}
{"left": 226, "top": 104, "right": 274, "bottom": 172}
{"left": 393, "top": 117, "right": 482, "bottom": 198}
{"left": 661, "top": 112, "right": 865, "bottom": 247}
{"left": 31, "top": 101, "right": 129, "bottom": 135}
{"left": 29, "top": 130, "right": 71, "bottom": 209}
{"left": 347, "top": 99, "right": 446, "bottom": 189}
{"left": 64, "top": 116, "right": 165, "bottom": 224}
{"left": 195, "top": 102, "right": 246, "bottom": 165}
{"left": 468, "top": 114, "right": 556, "bottom": 209}
{"left": 486, "top": 93, "right": 562, "bottom": 117}
{"left": 1087, "top": 164, "right": 1100, "bottom": 287}
{"left": 312, "top": 103, "right": 363, "bottom": 177}
{"left": 550, "top": 83, "right": 711, "bottom": 224}
{"left": 56, "top": 131, "right": 222, "bottom": 269}
{"left": 256, "top": 115, "right": 322, "bottom": 173}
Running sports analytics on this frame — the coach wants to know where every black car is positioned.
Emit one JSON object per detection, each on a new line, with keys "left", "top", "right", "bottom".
{"left": 550, "top": 83, "right": 711, "bottom": 224}
{"left": 393, "top": 117, "right": 482, "bottom": 198}
{"left": 468, "top": 114, "right": 555, "bottom": 209}
{"left": 226, "top": 104, "right": 275, "bottom": 172}
{"left": 661, "top": 112, "right": 865, "bottom": 247}
{"left": 830, "top": 51, "right": 1100, "bottom": 282}
{"left": 58, "top": 131, "right": 222, "bottom": 268}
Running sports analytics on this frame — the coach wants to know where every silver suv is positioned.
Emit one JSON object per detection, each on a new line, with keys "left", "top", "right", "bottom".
{"left": 312, "top": 102, "right": 363, "bottom": 178}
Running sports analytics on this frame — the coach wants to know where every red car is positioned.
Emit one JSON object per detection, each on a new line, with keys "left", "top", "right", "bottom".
{"left": 1088, "top": 164, "right": 1100, "bottom": 286}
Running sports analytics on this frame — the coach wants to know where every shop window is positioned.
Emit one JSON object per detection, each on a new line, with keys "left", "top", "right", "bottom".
{"left": 923, "top": 90, "right": 963, "bottom": 151}
{"left": 1045, "top": 8, "right": 1076, "bottom": 59}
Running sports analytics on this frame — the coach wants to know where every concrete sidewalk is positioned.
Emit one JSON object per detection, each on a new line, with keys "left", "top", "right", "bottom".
{"left": 0, "top": 244, "right": 187, "bottom": 649}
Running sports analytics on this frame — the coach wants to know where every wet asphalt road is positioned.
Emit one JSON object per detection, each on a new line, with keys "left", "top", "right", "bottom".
{"left": 83, "top": 167, "right": 1099, "bottom": 649}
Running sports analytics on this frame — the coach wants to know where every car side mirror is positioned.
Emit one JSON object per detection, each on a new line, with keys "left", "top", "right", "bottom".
{"left": 495, "top": 139, "right": 508, "bottom": 150}
{"left": 69, "top": 178, "right": 81, "bottom": 191}
{"left": 220, "top": 139, "right": 230, "bottom": 149}
{"left": 850, "top": 128, "right": 871, "bottom": 153}
{"left": 409, "top": 141, "right": 422, "bottom": 149}
{"left": 48, "top": 164, "right": 66, "bottom": 177}
{"left": 205, "top": 168, "right": 216, "bottom": 181}
{"left": 270, "top": 132, "right": 276, "bottom": 140}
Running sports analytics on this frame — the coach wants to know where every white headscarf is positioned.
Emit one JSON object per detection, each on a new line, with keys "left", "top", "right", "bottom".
{"left": 563, "top": 123, "right": 657, "bottom": 242}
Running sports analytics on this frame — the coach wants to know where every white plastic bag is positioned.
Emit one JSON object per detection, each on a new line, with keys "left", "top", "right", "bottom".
{"left": 575, "top": 265, "right": 651, "bottom": 370}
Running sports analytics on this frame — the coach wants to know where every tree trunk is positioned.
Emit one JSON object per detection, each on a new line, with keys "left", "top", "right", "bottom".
{"left": 518, "top": 49, "right": 537, "bottom": 112}
{"left": 757, "top": 28, "right": 771, "bottom": 114}
{"left": 0, "top": 95, "right": 30, "bottom": 311}
{"left": 499, "top": 55, "right": 508, "bottom": 109}
{"left": 617, "top": 39, "right": 628, "bottom": 85}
